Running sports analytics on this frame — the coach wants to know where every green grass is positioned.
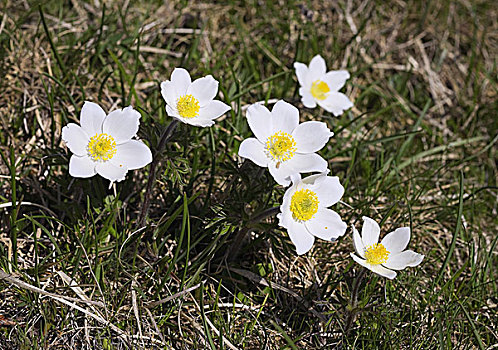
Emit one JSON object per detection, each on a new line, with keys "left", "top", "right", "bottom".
{"left": 0, "top": 0, "right": 496, "bottom": 349}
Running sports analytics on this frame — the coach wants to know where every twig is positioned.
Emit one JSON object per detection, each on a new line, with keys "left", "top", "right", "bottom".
{"left": 0, "top": 270, "right": 104, "bottom": 307}
{"left": 138, "top": 119, "right": 179, "bottom": 227}
{"left": 146, "top": 283, "right": 201, "bottom": 308}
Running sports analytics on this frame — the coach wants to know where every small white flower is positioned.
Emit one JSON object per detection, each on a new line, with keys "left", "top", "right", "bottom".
{"left": 238, "top": 100, "right": 333, "bottom": 186}
{"left": 294, "top": 54, "right": 354, "bottom": 116}
{"left": 277, "top": 173, "right": 347, "bottom": 255}
{"left": 350, "top": 217, "right": 425, "bottom": 279}
{"left": 160, "top": 68, "right": 231, "bottom": 127}
{"left": 61, "top": 102, "right": 152, "bottom": 186}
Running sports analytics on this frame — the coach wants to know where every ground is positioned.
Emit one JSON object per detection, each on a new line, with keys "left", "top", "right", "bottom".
{"left": 0, "top": 0, "right": 496, "bottom": 349}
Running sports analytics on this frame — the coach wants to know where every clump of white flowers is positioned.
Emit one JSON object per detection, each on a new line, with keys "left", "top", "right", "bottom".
{"left": 60, "top": 55, "right": 424, "bottom": 283}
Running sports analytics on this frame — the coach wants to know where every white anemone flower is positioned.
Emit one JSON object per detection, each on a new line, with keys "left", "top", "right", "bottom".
{"left": 350, "top": 217, "right": 425, "bottom": 279}
{"left": 277, "top": 173, "right": 347, "bottom": 255}
{"left": 238, "top": 100, "right": 333, "bottom": 186}
{"left": 160, "top": 68, "right": 231, "bottom": 127}
{"left": 294, "top": 54, "right": 354, "bottom": 116}
{"left": 61, "top": 101, "right": 152, "bottom": 186}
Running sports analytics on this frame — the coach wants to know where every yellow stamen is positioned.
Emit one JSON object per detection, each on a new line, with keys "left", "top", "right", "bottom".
{"left": 310, "top": 80, "right": 330, "bottom": 100}
{"left": 177, "top": 94, "right": 200, "bottom": 119}
{"left": 87, "top": 133, "right": 117, "bottom": 161}
{"left": 290, "top": 189, "right": 319, "bottom": 222}
{"left": 364, "top": 243, "right": 390, "bottom": 265}
{"left": 265, "top": 131, "right": 296, "bottom": 163}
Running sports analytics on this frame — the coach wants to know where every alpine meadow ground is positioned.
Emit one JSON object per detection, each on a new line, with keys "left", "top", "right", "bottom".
{"left": 0, "top": 0, "right": 496, "bottom": 349}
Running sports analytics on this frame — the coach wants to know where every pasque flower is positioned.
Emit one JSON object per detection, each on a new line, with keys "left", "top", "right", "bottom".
{"left": 350, "top": 217, "right": 424, "bottom": 279}
{"left": 277, "top": 173, "right": 347, "bottom": 255}
{"left": 294, "top": 54, "right": 354, "bottom": 116}
{"left": 62, "top": 102, "right": 152, "bottom": 186}
{"left": 161, "top": 68, "right": 231, "bottom": 127}
{"left": 238, "top": 100, "right": 333, "bottom": 186}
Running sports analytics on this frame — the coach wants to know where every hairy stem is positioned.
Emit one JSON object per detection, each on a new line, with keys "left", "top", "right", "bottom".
{"left": 137, "top": 119, "right": 179, "bottom": 227}
{"left": 344, "top": 268, "right": 366, "bottom": 335}
{"left": 227, "top": 206, "right": 281, "bottom": 261}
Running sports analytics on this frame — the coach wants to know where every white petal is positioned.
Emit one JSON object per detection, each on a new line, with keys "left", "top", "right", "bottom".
{"left": 281, "top": 180, "right": 298, "bottom": 210}
{"left": 381, "top": 227, "right": 411, "bottom": 254}
{"left": 294, "top": 62, "right": 310, "bottom": 88}
{"left": 199, "top": 100, "right": 231, "bottom": 121}
{"left": 300, "top": 173, "right": 326, "bottom": 186}
{"left": 166, "top": 104, "right": 178, "bottom": 118}
{"left": 308, "top": 175, "right": 344, "bottom": 207}
{"left": 179, "top": 117, "right": 214, "bottom": 127}
{"left": 62, "top": 123, "right": 89, "bottom": 156}
{"left": 69, "top": 155, "right": 96, "bottom": 178}
{"left": 277, "top": 211, "right": 294, "bottom": 231}
{"left": 350, "top": 253, "right": 372, "bottom": 271}
{"left": 111, "top": 140, "right": 152, "bottom": 170}
{"left": 80, "top": 101, "right": 106, "bottom": 136}
{"left": 271, "top": 100, "right": 299, "bottom": 135}
{"left": 319, "top": 92, "right": 354, "bottom": 116}
{"left": 268, "top": 163, "right": 292, "bottom": 187}
{"left": 370, "top": 264, "right": 397, "bottom": 279}
{"left": 384, "top": 250, "right": 424, "bottom": 270}
{"left": 287, "top": 221, "right": 315, "bottom": 255}
{"left": 96, "top": 161, "right": 128, "bottom": 183}
{"left": 308, "top": 55, "right": 327, "bottom": 82}
{"left": 299, "top": 88, "right": 317, "bottom": 108}
{"left": 292, "top": 121, "right": 333, "bottom": 153}
{"left": 352, "top": 225, "right": 366, "bottom": 258}
{"left": 322, "top": 70, "right": 350, "bottom": 92}
{"left": 170, "top": 68, "right": 191, "bottom": 96}
{"left": 102, "top": 106, "right": 140, "bottom": 144}
{"left": 305, "top": 208, "right": 347, "bottom": 241}
{"left": 350, "top": 253, "right": 396, "bottom": 279}
{"left": 246, "top": 104, "right": 273, "bottom": 142}
{"left": 238, "top": 138, "right": 268, "bottom": 167}
{"left": 361, "top": 216, "right": 380, "bottom": 247}
{"left": 278, "top": 183, "right": 298, "bottom": 228}
{"left": 187, "top": 75, "right": 218, "bottom": 106}
{"left": 161, "top": 80, "right": 178, "bottom": 107}
{"left": 285, "top": 153, "right": 328, "bottom": 175}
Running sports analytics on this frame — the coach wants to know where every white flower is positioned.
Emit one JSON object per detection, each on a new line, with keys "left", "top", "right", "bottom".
{"left": 160, "top": 68, "right": 231, "bottom": 127}
{"left": 238, "top": 100, "right": 333, "bottom": 186}
{"left": 350, "top": 217, "right": 425, "bottom": 279}
{"left": 294, "top": 54, "right": 354, "bottom": 116}
{"left": 277, "top": 173, "right": 347, "bottom": 255}
{"left": 61, "top": 102, "right": 152, "bottom": 186}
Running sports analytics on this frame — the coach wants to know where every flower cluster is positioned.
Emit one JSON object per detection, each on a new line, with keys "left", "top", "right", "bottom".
{"left": 61, "top": 54, "right": 423, "bottom": 280}
{"left": 236, "top": 54, "right": 423, "bottom": 278}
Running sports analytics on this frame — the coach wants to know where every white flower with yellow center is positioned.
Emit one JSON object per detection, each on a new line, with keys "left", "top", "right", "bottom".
{"left": 350, "top": 217, "right": 425, "bottom": 279}
{"left": 160, "top": 68, "right": 231, "bottom": 127}
{"left": 61, "top": 102, "right": 152, "bottom": 186}
{"left": 277, "top": 173, "right": 347, "bottom": 255}
{"left": 294, "top": 54, "right": 354, "bottom": 116}
{"left": 238, "top": 100, "right": 333, "bottom": 186}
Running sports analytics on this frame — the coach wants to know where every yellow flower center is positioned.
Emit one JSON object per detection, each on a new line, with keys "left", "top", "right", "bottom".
{"left": 177, "top": 94, "right": 200, "bottom": 119}
{"left": 364, "top": 243, "right": 390, "bottom": 265}
{"left": 265, "top": 131, "right": 296, "bottom": 163}
{"left": 290, "top": 189, "right": 319, "bottom": 222}
{"left": 87, "top": 133, "right": 117, "bottom": 161}
{"left": 310, "top": 80, "right": 330, "bottom": 100}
